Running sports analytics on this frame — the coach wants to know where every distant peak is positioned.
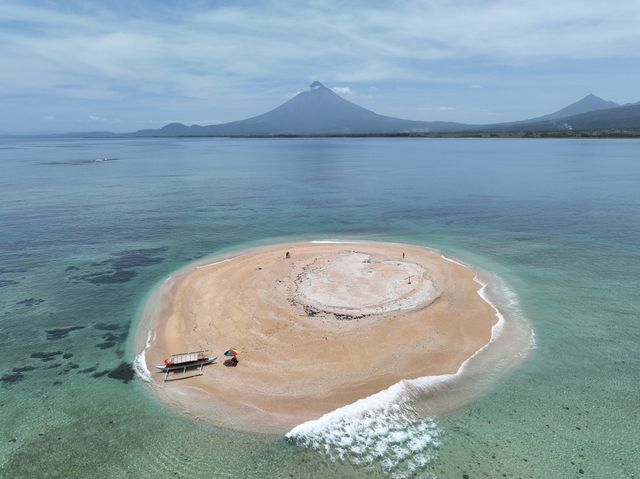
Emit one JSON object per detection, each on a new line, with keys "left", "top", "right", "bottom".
{"left": 575, "top": 93, "right": 618, "bottom": 106}
{"left": 309, "top": 81, "right": 327, "bottom": 90}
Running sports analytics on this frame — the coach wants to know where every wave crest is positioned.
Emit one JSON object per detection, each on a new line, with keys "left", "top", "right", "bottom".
{"left": 287, "top": 393, "right": 440, "bottom": 478}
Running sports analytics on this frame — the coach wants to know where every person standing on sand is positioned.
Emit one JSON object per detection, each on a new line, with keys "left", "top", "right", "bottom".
{"left": 402, "top": 252, "right": 405, "bottom": 259}
{"left": 285, "top": 251, "right": 290, "bottom": 259}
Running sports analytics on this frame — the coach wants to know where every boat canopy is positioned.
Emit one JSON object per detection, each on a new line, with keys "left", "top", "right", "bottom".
{"left": 170, "top": 351, "right": 206, "bottom": 364}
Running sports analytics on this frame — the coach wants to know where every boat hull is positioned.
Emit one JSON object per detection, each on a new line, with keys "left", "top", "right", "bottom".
{"left": 155, "top": 356, "right": 217, "bottom": 372}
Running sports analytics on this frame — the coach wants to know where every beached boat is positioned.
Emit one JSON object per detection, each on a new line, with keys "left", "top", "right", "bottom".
{"left": 155, "top": 350, "right": 217, "bottom": 381}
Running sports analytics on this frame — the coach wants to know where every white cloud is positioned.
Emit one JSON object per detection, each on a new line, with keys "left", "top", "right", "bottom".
{"left": 2, "top": 0, "right": 638, "bottom": 102}
{"left": 439, "top": 106, "right": 456, "bottom": 111}
{"left": 1, "top": 0, "right": 640, "bottom": 129}
{"left": 42, "top": 115, "right": 55, "bottom": 120}
{"left": 331, "top": 86, "right": 355, "bottom": 95}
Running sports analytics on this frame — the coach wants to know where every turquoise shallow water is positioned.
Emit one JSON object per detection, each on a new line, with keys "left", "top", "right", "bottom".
{"left": 0, "top": 138, "right": 638, "bottom": 478}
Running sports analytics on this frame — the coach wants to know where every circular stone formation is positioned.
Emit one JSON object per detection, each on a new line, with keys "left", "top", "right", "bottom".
{"left": 293, "top": 251, "right": 436, "bottom": 317}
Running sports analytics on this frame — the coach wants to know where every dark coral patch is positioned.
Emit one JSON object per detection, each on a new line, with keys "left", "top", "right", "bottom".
{"left": 107, "top": 362, "right": 135, "bottom": 383}
{"left": 69, "top": 247, "right": 165, "bottom": 286}
{"left": 1, "top": 373, "right": 25, "bottom": 384}
{"left": 17, "top": 298, "right": 44, "bottom": 306}
{"left": 45, "top": 326, "right": 85, "bottom": 340}
{"left": 90, "top": 247, "right": 166, "bottom": 270}
{"left": 54, "top": 361, "right": 78, "bottom": 374}
{"left": 81, "top": 270, "right": 137, "bottom": 284}
{"left": 12, "top": 366, "right": 36, "bottom": 373}
{"left": 91, "top": 370, "right": 109, "bottom": 378}
{"left": 62, "top": 352, "right": 73, "bottom": 359}
{"left": 0, "top": 267, "right": 27, "bottom": 273}
{"left": 30, "top": 351, "right": 63, "bottom": 360}
{"left": 108, "top": 248, "right": 166, "bottom": 269}
{"left": 94, "top": 322, "right": 122, "bottom": 331}
{"left": 0, "top": 280, "right": 18, "bottom": 288}
{"left": 93, "top": 325, "right": 129, "bottom": 349}
{"left": 102, "top": 331, "right": 128, "bottom": 343}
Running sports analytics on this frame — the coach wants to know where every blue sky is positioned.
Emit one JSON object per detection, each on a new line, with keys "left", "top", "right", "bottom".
{"left": 1, "top": 0, "right": 639, "bottom": 133}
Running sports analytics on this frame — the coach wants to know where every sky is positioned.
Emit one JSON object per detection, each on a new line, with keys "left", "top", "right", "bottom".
{"left": 1, "top": 0, "right": 640, "bottom": 133}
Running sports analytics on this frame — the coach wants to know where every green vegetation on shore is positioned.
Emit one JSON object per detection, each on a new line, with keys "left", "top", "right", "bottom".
{"left": 130, "top": 130, "right": 640, "bottom": 139}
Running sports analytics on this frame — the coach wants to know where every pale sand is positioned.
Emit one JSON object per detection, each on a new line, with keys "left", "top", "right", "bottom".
{"left": 143, "top": 242, "right": 498, "bottom": 433}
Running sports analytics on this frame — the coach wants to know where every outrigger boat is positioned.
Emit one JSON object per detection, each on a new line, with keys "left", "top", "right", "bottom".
{"left": 155, "top": 350, "right": 217, "bottom": 381}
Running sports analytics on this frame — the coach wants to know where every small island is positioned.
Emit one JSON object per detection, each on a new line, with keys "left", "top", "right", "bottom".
{"left": 140, "top": 242, "right": 499, "bottom": 433}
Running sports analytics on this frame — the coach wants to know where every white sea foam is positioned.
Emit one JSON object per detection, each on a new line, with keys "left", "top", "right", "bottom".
{"left": 288, "top": 252, "right": 533, "bottom": 478}
{"left": 195, "top": 257, "right": 232, "bottom": 269}
{"left": 311, "top": 240, "right": 351, "bottom": 244}
{"left": 133, "top": 330, "right": 154, "bottom": 382}
{"left": 439, "top": 254, "right": 468, "bottom": 268}
{"left": 441, "top": 253, "right": 511, "bottom": 349}
{"left": 287, "top": 389, "right": 440, "bottom": 478}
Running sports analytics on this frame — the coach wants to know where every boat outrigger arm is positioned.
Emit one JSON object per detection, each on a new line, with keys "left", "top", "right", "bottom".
{"left": 155, "top": 350, "right": 217, "bottom": 381}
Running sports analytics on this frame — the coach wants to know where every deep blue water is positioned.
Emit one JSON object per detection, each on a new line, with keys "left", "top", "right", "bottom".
{"left": 0, "top": 137, "right": 638, "bottom": 478}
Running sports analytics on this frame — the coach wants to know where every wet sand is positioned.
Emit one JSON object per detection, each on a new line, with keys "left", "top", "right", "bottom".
{"left": 142, "top": 242, "right": 498, "bottom": 433}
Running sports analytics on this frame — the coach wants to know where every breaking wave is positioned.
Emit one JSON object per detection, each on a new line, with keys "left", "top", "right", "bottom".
{"left": 287, "top": 392, "right": 440, "bottom": 479}
{"left": 287, "top": 252, "right": 533, "bottom": 478}
{"left": 133, "top": 330, "right": 154, "bottom": 382}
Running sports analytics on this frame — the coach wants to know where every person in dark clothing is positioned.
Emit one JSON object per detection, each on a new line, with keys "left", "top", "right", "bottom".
{"left": 224, "top": 357, "right": 239, "bottom": 367}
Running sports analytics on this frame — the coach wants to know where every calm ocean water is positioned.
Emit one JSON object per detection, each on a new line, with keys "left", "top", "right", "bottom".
{"left": 0, "top": 137, "right": 638, "bottom": 478}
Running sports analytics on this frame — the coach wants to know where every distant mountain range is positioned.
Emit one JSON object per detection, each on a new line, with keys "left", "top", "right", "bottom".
{"left": 540, "top": 93, "right": 620, "bottom": 120}
{"left": 57, "top": 82, "right": 640, "bottom": 137}
{"left": 133, "top": 81, "right": 467, "bottom": 136}
{"left": 483, "top": 103, "right": 640, "bottom": 132}
{"left": 478, "top": 94, "right": 640, "bottom": 132}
